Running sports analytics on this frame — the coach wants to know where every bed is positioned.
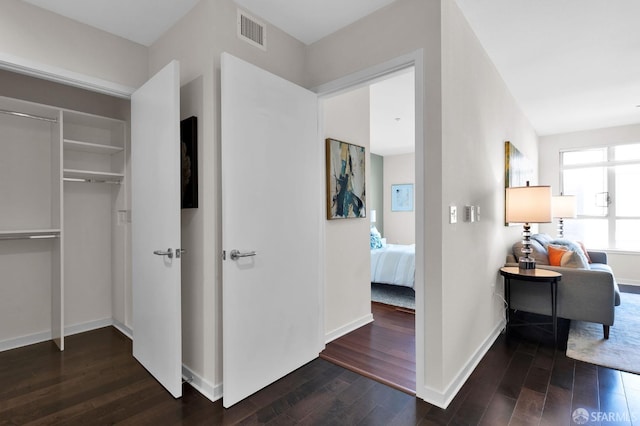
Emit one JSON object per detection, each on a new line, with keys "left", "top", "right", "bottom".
{"left": 370, "top": 243, "right": 415, "bottom": 289}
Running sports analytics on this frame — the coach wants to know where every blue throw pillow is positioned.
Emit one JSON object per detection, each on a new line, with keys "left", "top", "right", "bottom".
{"left": 370, "top": 227, "right": 383, "bottom": 249}
{"left": 370, "top": 234, "right": 382, "bottom": 249}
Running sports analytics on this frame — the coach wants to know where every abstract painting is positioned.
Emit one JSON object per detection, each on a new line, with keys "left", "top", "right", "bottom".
{"left": 326, "top": 138, "right": 366, "bottom": 219}
{"left": 504, "top": 141, "right": 533, "bottom": 225}
{"left": 181, "top": 116, "right": 198, "bottom": 209}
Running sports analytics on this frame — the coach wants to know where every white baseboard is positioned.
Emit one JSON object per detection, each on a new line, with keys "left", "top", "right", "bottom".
{"left": 112, "top": 320, "right": 133, "bottom": 339}
{"left": 0, "top": 330, "right": 52, "bottom": 352}
{"left": 65, "top": 318, "right": 113, "bottom": 337}
{"left": 417, "top": 319, "right": 506, "bottom": 409}
{"left": 0, "top": 318, "right": 115, "bottom": 352}
{"left": 182, "top": 364, "right": 223, "bottom": 403}
{"left": 324, "top": 312, "right": 374, "bottom": 344}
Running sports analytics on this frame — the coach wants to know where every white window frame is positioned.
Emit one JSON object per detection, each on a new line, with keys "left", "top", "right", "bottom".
{"left": 560, "top": 144, "right": 640, "bottom": 251}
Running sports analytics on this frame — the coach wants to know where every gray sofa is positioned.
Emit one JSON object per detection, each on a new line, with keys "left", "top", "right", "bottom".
{"left": 505, "top": 234, "right": 620, "bottom": 339}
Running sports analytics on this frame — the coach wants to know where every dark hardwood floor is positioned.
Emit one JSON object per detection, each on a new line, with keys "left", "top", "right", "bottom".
{"left": 1, "top": 308, "right": 639, "bottom": 424}
{"left": 320, "top": 302, "right": 416, "bottom": 395}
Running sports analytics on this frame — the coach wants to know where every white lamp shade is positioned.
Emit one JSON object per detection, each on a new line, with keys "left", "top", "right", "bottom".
{"left": 370, "top": 209, "right": 376, "bottom": 223}
{"left": 505, "top": 185, "right": 552, "bottom": 223}
{"left": 552, "top": 195, "right": 577, "bottom": 218}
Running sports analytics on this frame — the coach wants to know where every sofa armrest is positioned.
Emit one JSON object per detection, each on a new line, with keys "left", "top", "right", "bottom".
{"left": 588, "top": 250, "right": 607, "bottom": 264}
{"left": 529, "top": 264, "right": 617, "bottom": 325}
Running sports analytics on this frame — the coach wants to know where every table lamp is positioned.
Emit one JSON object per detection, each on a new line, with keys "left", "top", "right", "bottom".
{"left": 506, "top": 182, "right": 552, "bottom": 270}
{"left": 552, "top": 195, "right": 577, "bottom": 238}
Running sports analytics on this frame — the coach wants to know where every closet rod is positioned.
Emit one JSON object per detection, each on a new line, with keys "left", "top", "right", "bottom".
{"left": 63, "top": 177, "right": 121, "bottom": 185}
{"left": 0, "top": 109, "right": 58, "bottom": 123}
{"left": 0, "top": 234, "right": 58, "bottom": 241}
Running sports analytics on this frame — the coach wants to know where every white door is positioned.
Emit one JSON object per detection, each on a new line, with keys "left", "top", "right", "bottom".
{"left": 221, "top": 53, "right": 322, "bottom": 408}
{"left": 131, "top": 60, "right": 182, "bottom": 398}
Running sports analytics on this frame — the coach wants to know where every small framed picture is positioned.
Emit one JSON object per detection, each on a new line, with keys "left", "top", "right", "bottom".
{"left": 391, "top": 184, "right": 413, "bottom": 212}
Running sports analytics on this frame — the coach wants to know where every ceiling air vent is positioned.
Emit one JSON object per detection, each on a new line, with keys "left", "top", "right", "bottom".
{"left": 237, "top": 10, "right": 266, "bottom": 51}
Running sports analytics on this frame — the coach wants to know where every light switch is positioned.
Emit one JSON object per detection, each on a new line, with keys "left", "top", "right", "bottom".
{"left": 465, "top": 205, "right": 476, "bottom": 222}
{"left": 449, "top": 205, "right": 457, "bottom": 224}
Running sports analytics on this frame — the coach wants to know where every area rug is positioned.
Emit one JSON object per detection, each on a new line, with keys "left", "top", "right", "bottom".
{"left": 371, "top": 283, "right": 415, "bottom": 310}
{"left": 566, "top": 292, "right": 640, "bottom": 374}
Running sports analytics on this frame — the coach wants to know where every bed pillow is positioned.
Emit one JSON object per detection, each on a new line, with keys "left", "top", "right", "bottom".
{"left": 370, "top": 228, "right": 383, "bottom": 249}
{"left": 547, "top": 244, "right": 568, "bottom": 266}
{"left": 561, "top": 250, "right": 589, "bottom": 269}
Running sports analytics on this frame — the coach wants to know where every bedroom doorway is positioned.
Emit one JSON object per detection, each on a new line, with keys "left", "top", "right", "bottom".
{"left": 369, "top": 67, "right": 416, "bottom": 313}
{"left": 319, "top": 62, "right": 417, "bottom": 394}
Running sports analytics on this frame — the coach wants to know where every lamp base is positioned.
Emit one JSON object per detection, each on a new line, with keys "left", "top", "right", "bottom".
{"left": 518, "top": 257, "right": 536, "bottom": 270}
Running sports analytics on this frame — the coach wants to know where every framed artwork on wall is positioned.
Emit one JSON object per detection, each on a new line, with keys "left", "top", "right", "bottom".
{"left": 181, "top": 116, "right": 198, "bottom": 209}
{"left": 391, "top": 183, "right": 414, "bottom": 212}
{"left": 504, "top": 140, "right": 533, "bottom": 224}
{"left": 325, "top": 138, "right": 366, "bottom": 219}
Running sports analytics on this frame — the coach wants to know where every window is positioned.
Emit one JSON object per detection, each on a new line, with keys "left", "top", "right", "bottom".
{"left": 560, "top": 143, "right": 640, "bottom": 251}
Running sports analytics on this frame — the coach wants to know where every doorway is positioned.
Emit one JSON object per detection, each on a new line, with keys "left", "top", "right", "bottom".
{"left": 319, "top": 61, "right": 419, "bottom": 394}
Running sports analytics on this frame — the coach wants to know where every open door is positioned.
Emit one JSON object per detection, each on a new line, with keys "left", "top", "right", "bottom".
{"left": 131, "top": 60, "right": 182, "bottom": 398}
{"left": 221, "top": 53, "right": 322, "bottom": 407}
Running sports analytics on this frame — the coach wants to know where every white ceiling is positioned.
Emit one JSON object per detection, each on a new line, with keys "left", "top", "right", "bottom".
{"left": 233, "top": 0, "right": 397, "bottom": 45}
{"left": 18, "top": 0, "right": 640, "bottom": 137}
{"left": 21, "top": 0, "right": 200, "bottom": 46}
{"left": 370, "top": 68, "right": 415, "bottom": 156}
{"left": 455, "top": 0, "right": 640, "bottom": 135}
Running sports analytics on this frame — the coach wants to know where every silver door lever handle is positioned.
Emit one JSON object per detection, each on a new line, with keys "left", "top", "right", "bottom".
{"left": 230, "top": 249, "right": 257, "bottom": 260}
{"left": 153, "top": 248, "right": 173, "bottom": 259}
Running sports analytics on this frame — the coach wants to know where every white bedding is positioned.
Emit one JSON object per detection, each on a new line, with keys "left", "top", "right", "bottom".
{"left": 370, "top": 244, "right": 415, "bottom": 288}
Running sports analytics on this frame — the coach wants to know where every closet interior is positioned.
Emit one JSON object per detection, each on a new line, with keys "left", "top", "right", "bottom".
{"left": 0, "top": 88, "right": 130, "bottom": 352}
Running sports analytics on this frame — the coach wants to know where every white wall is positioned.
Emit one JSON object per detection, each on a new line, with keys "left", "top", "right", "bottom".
{"left": 0, "top": 0, "right": 148, "bottom": 90}
{"left": 148, "top": 0, "right": 308, "bottom": 400}
{"left": 539, "top": 123, "right": 640, "bottom": 286}
{"left": 441, "top": 0, "right": 538, "bottom": 391}
{"left": 323, "top": 87, "right": 373, "bottom": 340}
{"left": 384, "top": 153, "right": 416, "bottom": 244}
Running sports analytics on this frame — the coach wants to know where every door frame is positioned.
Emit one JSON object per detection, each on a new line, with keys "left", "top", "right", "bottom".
{"left": 0, "top": 53, "right": 135, "bottom": 98}
{"left": 313, "top": 49, "right": 425, "bottom": 395}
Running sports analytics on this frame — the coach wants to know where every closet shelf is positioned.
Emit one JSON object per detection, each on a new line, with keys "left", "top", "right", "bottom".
{"left": 0, "top": 229, "right": 61, "bottom": 240}
{"left": 63, "top": 139, "right": 123, "bottom": 155}
{"left": 63, "top": 169, "right": 124, "bottom": 182}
